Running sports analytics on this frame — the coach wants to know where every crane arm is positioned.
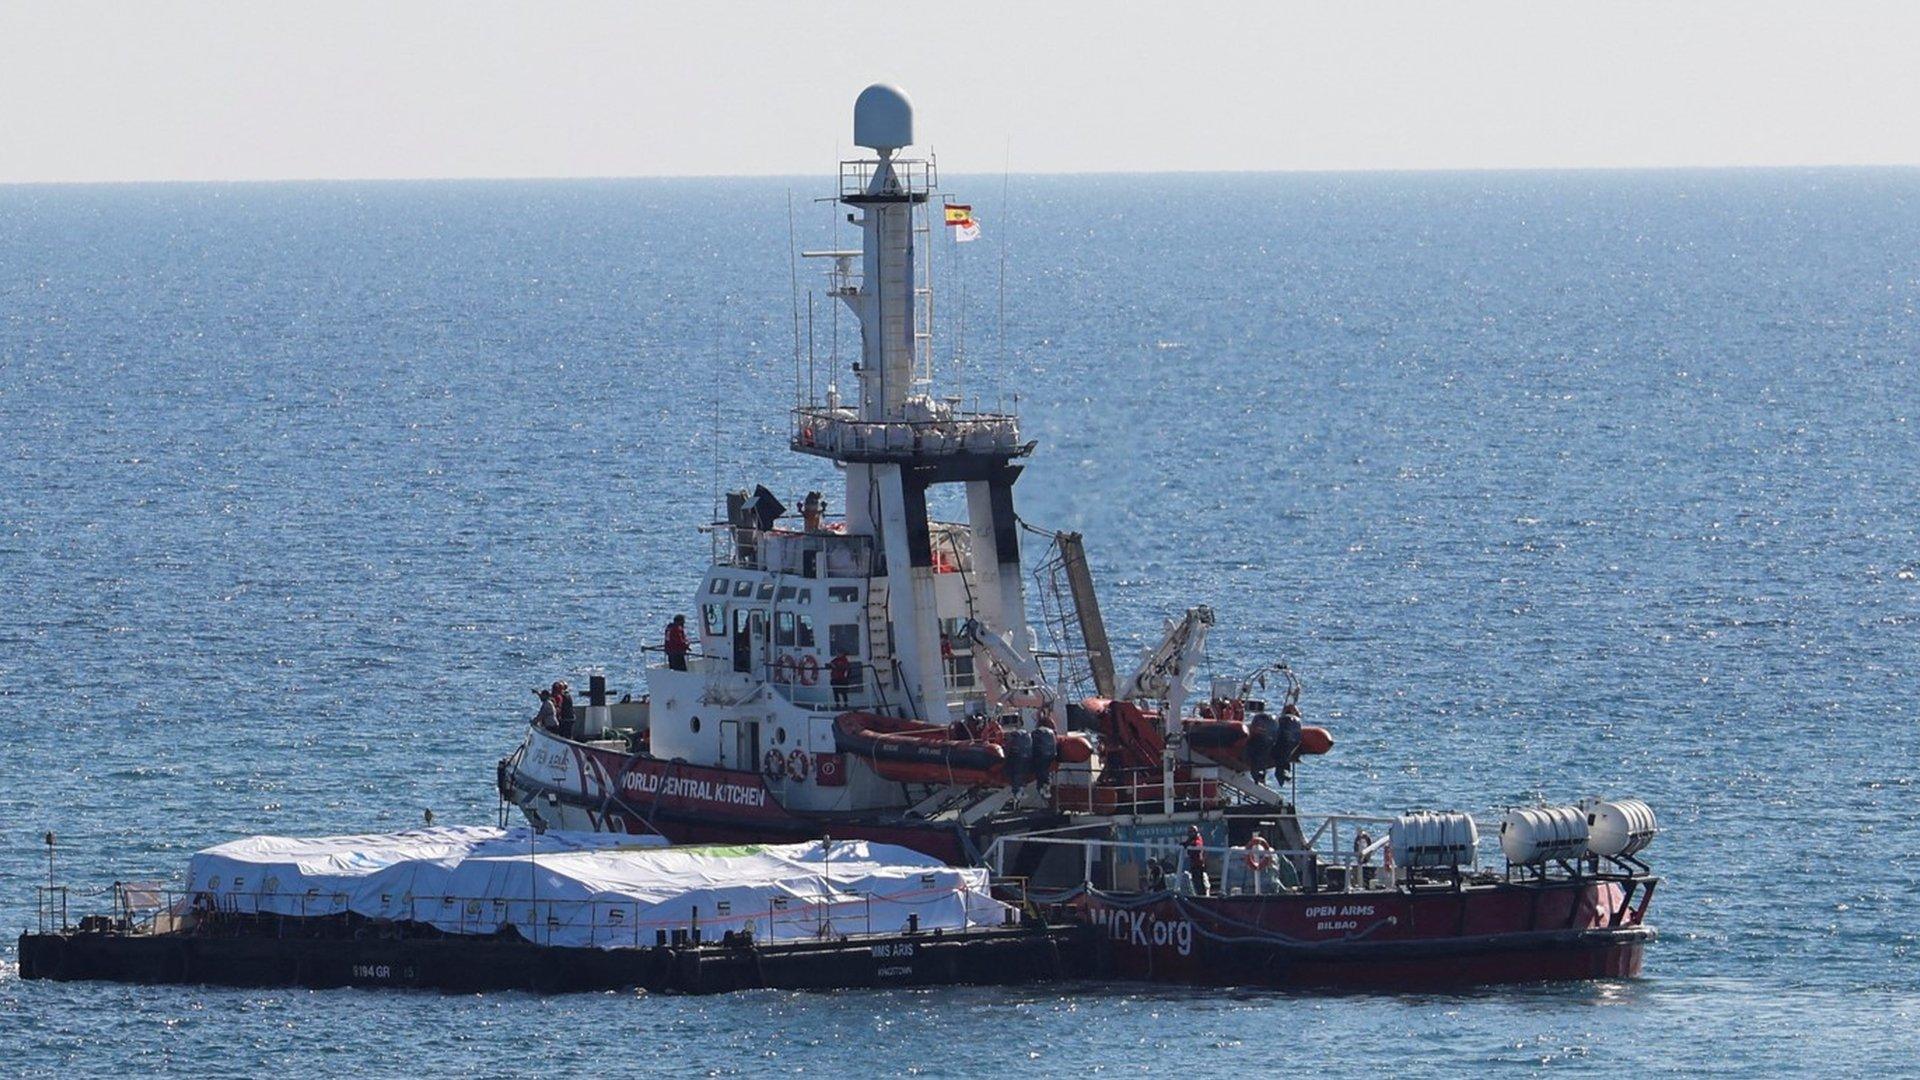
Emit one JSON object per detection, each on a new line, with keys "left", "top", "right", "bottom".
{"left": 1118, "top": 605, "right": 1215, "bottom": 732}
{"left": 958, "top": 618, "right": 1064, "bottom": 727}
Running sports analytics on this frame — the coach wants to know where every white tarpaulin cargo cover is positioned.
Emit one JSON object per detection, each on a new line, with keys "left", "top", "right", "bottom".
{"left": 186, "top": 827, "right": 1014, "bottom": 949}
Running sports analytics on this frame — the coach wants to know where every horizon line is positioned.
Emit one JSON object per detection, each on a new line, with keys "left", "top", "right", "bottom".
{"left": 4, "top": 161, "right": 1918, "bottom": 190}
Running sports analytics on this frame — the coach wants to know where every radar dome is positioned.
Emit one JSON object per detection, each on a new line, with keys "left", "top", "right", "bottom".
{"left": 854, "top": 84, "right": 914, "bottom": 153}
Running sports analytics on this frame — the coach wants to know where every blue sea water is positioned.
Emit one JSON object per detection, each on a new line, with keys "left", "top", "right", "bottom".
{"left": 1, "top": 169, "right": 1917, "bottom": 1075}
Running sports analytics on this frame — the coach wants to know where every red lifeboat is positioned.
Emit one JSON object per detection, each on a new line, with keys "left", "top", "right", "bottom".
{"left": 833, "top": 712, "right": 1093, "bottom": 787}
{"left": 1182, "top": 717, "right": 1333, "bottom": 772}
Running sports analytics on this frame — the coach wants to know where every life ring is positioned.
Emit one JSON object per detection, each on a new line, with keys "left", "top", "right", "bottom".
{"left": 1243, "top": 835, "right": 1276, "bottom": 871}
{"left": 773, "top": 655, "right": 798, "bottom": 684}
{"left": 796, "top": 655, "right": 820, "bottom": 686}
{"left": 786, "top": 748, "right": 812, "bottom": 782}
{"left": 763, "top": 748, "right": 788, "bottom": 780}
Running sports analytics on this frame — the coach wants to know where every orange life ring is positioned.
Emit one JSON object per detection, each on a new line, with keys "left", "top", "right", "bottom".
{"left": 763, "top": 748, "right": 788, "bottom": 779}
{"left": 786, "top": 748, "right": 811, "bottom": 782}
{"left": 797, "top": 654, "right": 820, "bottom": 686}
{"left": 774, "top": 655, "right": 798, "bottom": 684}
{"left": 1243, "top": 835, "right": 1276, "bottom": 871}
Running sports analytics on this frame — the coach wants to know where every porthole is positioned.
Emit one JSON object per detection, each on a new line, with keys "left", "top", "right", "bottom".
{"left": 775, "top": 727, "right": 788, "bottom": 745}
{"left": 690, "top": 716, "right": 701, "bottom": 733}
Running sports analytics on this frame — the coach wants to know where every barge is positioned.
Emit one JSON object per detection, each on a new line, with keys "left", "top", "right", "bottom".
{"left": 18, "top": 913, "right": 1087, "bottom": 995}
{"left": 19, "top": 828, "right": 1093, "bottom": 994}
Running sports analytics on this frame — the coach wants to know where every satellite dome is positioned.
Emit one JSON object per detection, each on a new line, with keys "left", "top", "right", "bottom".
{"left": 854, "top": 84, "right": 914, "bottom": 153}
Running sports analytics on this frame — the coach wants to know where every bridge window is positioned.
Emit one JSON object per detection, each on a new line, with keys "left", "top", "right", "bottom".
{"left": 796, "top": 614, "right": 817, "bottom": 649}
{"left": 702, "top": 603, "right": 723, "bottom": 636}
{"left": 732, "top": 579, "right": 754, "bottom": 597}
{"left": 708, "top": 578, "right": 727, "bottom": 595}
{"left": 828, "top": 585, "right": 859, "bottom": 603}
{"left": 775, "top": 611, "right": 796, "bottom": 647}
{"left": 828, "top": 623, "right": 860, "bottom": 656}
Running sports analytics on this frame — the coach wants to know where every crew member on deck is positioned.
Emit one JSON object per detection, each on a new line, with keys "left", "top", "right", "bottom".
{"left": 532, "top": 688, "right": 558, "bottom": 731}
{"left": 1145, "top": 856, "right": 1169, "bottom": 892}
{"left": 1182, "top": 825, "right": 1212, "bottom": 897}
{"left": 664, "top": 614, "right": 691, "bottom": 671}
{"left": 553, "top": 681, "right": 575, "bottom": 737}
{"left": 829, "top": 651, "right": 856, "bottom": 708}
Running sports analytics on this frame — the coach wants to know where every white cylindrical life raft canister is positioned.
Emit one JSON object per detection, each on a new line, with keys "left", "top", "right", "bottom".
{"left": 1389, "top": 811, "right": 1479, "bottom": 869}
{"left": 1583, "top": 797, "right": 1657, "bottom": 858}
{"left": 1499, "top": 805, "right": 1589, "bottom": 865}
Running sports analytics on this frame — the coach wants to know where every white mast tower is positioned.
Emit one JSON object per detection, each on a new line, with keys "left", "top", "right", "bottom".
{"left": 794, "top": 84, "right": 1033, "bottom": 724}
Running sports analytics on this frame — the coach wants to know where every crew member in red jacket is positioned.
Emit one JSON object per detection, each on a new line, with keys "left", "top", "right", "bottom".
{"left": 829, "top": 651, "right": 856, "bottom": 708}
{"left": 1181, "top": 825, "right": 1212, "bottom": 896}
{"left": 664, "top": 614, "right": 690, "bottom": 671}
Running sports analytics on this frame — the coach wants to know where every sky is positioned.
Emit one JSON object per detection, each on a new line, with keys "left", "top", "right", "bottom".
{"left": 3, "top": 0, "right": 1918, "bottom": 184}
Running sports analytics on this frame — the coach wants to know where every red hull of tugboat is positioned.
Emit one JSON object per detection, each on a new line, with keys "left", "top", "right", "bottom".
{"left": 1069, "top": 879, "right": 1653, "bottom": 988}
{"left": 504, "top": 732, "right": 977, "bottom": 864}
{"left": 507, "top": 731, "right": 1659, "bottom": 987}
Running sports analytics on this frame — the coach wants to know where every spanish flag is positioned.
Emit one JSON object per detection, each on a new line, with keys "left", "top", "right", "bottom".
{"left": 945, "top": 203, "right": 980, "bottom": 242}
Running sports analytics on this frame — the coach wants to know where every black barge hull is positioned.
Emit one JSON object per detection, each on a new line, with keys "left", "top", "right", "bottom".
{"left": 17, "top": 924, "right": 1096, "bottom": 995}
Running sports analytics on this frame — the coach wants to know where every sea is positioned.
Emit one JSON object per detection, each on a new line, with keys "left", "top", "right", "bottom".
{"left": 1, "top": 169, "right": 1916, "bottom": 1076}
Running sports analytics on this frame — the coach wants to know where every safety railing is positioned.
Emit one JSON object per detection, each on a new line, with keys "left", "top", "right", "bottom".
{"left": 772, "top": 676, "right": 882, "bottom": 713}
{"left": 641, "top": 650, "right": 740, "bottom": 681}
{"left": 982, "top": 814, "right": 1423, "bottom": 899}
{"left": 35, "top": 885, "right": 69, "bottom": 934}
{"left": 60, "top": 878, "right": 1016, "bottom": 949}
{"left": 839, "top": 156, "right": 936, "bottom": 199}
{"left": 634, "top": 648, "right": 890, "bottom": 714}
{"left": 1047, "top": 765, "right": 1225, "bottom": 814}
{"left": 790, "top": 407, "right": 1027, "bottom": 461}
{"left": 704, "top": 522, "right": 879, "bottom": 576}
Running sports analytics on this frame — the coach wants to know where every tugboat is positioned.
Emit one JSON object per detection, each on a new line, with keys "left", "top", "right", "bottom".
{"left": 496, "top": 84, "right": 1659, "bottom": 986}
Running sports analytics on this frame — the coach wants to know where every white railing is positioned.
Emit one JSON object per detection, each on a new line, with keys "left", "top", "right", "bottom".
{"left": 791, "top": 407, "right": 1025, "bottom": 459}
{"left": 982, "top": 814, "right": 1424, "bottom": 898}
{"left": 839, "top": 157, "right": 936, "bottom": 199}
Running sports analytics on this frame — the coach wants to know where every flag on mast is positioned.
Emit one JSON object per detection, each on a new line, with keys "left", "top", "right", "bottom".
{"left": 945, "top": 203, "right": 980, "bottom": 243}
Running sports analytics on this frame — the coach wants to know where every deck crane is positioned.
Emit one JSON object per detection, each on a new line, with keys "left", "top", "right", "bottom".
{"left": 1118, "top": 606, "right": 1217, "bottom": 814}
{"left": 957, "top": 618, "right": 1066, "bottom": 729}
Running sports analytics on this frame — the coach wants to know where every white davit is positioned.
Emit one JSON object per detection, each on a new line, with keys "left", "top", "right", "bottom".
{"left": 1498, "top": 805, "right": 1590, "bottom": 865}
{"left": 1583, "top": 797, "right": 1658, "bottom": 858}
{"left": 1388, "top": 811, "right": 1479, "bottom": 869}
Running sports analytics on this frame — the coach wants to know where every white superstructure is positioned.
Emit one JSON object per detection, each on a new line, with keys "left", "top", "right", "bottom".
{"left": 566, "top": 85, "right": 1042, "bottom": 819}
